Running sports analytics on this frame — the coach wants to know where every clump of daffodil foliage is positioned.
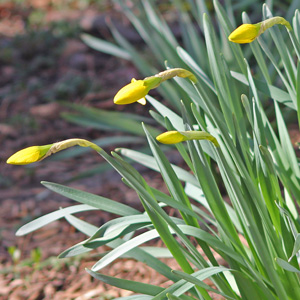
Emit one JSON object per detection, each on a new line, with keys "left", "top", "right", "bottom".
{"left": 7, "top": 1, "right": 300, "bottom": 299}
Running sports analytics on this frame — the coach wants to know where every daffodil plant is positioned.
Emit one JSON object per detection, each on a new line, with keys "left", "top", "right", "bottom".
{"left": 7, "top": 2, "right": 300, "bottom": 300}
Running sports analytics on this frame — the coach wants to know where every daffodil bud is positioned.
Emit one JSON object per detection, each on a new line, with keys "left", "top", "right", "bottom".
{"left": 228, "top": 16, "right": 292, "bottom": 44}
{"left": 7, "top": 145, "right": 52, "bottom": 165}
{"left": 156, "top": 131, "right": 188, "bottom": 144}
{"left": 228, "top": 23, "right": 261, "bottom": 44}
{"left": 114, "top": 68, "right": 196, "bottom": 105}
{"left": 156, "top": 130, "right": 219, "bottom": 147}
{"left": 114, "top": 77, "right": 162, "bottom": 105}
{"left": 7, "top": 139, "right": 101, "bottom": 165}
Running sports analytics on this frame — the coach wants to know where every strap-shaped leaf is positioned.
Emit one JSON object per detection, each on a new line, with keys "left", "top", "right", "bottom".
{"left": 86, "top": 269, "right": 163, "bottom": 295}
{"left": 64, "top": 213, "right": 98, "bottom": 236}
{"left": 81, "top": 33, "right": 131, "bottom": 60}
{"left": 16, "top": 204, "right": 97, "bottom": 236}
{"left": 113, "top": 296, "right": 152, "bottom": 300}
{"left": 231, "top": 71, "right": 294, "bottom": 109}
{"left": 117, "top": 148, "right": 199, "bottom": 187}
{"left": 91, "top": 230, "right": 160, "bottom": 272}
{"left": 147, "top": 96, "right": 185, "bottom": 131}
{"left": 86, "top": 215, "right": 151, "bottom": 242}
{"left": 289, "top": 233, "right": 300, "bottom": 262}
{"left": 177, "top": 46, "right": 216, "bottom": 94}
{"left": 42, "top": 181, "right": 140, "bottom": 216}
{"left": 276, "top": 258, "right": 300, "bottom": 274}
{"left": 171, "top": 268, "right": 236, "bottom": 300}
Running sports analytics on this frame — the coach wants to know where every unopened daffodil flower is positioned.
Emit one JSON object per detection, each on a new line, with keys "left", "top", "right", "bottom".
{"left": 156, "top": 130, "right": 219, "bottom": 147}
{"left": 228, "top": 16, "right": 292, "bottom": 44}
{"left": 7, "top": 145, "right": 52, "bottom": 165}
{"left": 114, "top": 68, "right": 197, "bottom": 105}
{"left": 7, "top": 139, "right": 101, "bottom": 165}
{"left": 114, "top": 77, "right": 161, "bottom": 105}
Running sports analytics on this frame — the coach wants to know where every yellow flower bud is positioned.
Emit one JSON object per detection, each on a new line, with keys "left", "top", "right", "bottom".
{"left": 228, "top": 17, "right": 292, "bottom": 44}
{"left": 156, "top": 131, "right": 219, "bottom": 147}
{"left": 7, "top": 139, "right": 102, "bottom": 165}
{"left": 114, "top": 68, "right": 197, "bottom": 105}
{"left": 228, "top": 24, "right": 261, "bottom": 44}
{"left": 156, "top": 131, "right": 188, "bottom": 144}
{"left": 7, "top": 145, "right": 52, "bottom": 165}
{"left": 114, "top": 77, "right": 161, "bottom": 105}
